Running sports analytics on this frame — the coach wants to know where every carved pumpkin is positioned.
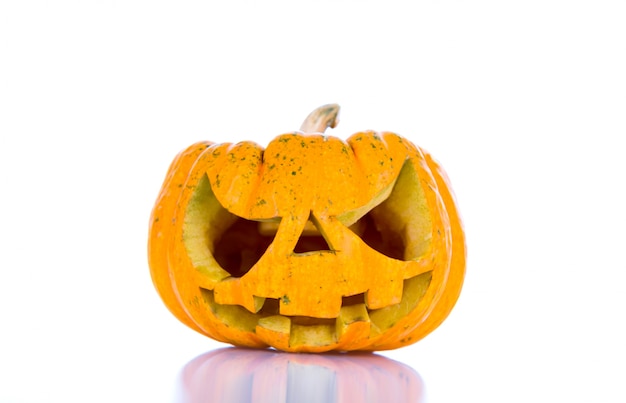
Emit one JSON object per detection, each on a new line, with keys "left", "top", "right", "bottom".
{"left": 148, "top": 104, "right": 465, "bottom": 352}
{"left": 178, "top": 347, "right": 424, "bottom": 402}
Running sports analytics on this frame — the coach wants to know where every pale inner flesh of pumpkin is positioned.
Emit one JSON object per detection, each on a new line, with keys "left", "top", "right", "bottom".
{"left": 183, "top": 159, "right": 433, "bottom": 348}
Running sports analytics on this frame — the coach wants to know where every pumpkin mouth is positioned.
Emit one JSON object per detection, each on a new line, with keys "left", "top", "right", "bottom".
{"left": 199, "top": 272, "right": 431, "bottom": 348}
{"left": 182, "top": 159, "right": 434, "bottom": 348}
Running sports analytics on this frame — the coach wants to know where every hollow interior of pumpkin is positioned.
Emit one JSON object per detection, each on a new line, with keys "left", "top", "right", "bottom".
{"left": 182, "top": 159, "right": 434, "bottom": 348}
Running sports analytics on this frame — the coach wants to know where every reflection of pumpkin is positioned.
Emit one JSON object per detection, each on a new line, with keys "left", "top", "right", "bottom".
{"left": 149, "top": 104, "right": 465, "bottom": 352}
{"left": 177, "top": 348, "right": 424, "bottom": 403}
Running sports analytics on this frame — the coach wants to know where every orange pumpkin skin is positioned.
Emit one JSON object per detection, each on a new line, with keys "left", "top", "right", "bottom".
{"left": 148, "top": 106, "right": 465, "bottom": 352}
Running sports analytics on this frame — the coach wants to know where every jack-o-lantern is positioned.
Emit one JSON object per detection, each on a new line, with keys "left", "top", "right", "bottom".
{"left": 148, "top": 104, "right": 465, "bottom": 352}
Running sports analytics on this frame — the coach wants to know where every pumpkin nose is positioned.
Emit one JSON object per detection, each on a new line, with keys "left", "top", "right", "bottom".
{"left": 259, "top": 218, "right": 333, "bottom": 253}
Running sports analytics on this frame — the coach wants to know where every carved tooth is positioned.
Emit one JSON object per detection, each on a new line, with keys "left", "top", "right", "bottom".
{"left": 290, "top": 324, "right": 336, "bottom": 348}
{"left": 336, "top": 304, "right": 371, "bottom": 344}
{"left": 253, "top": 296, "right": 266, "bottom": 313}
{"left": 279, "top": 294, "right": 342, "bottom": 318}
{"left": 364, "top": 278, "right": 403, "bottom": 310}
{"left": 258, "top": 315, "right": 291, "bottom": 333}
{"left": 214, "top": 278, "right": 258, "bottom": 313}
{"left": 256, "top": 316, "right": 291, "bottom": 350}
{"left": 337, "top": 304, "right": 370, "bottom": 330}
{"left": 369, "top": 272, "right": 432, "bottom": 336}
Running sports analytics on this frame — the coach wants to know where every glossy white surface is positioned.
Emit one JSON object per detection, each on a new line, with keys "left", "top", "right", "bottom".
{"left": 175, "top": 348, "right": 424, "bottom": 402}
{"left": 1, "top": 1, "right": 625, "bottom": 402}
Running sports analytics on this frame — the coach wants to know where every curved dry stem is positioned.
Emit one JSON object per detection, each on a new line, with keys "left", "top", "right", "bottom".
{"left": 300, "top": 104, "right": 340, "bottom": 134}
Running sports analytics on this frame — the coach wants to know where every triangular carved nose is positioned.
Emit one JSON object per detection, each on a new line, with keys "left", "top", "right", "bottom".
{"left": 258, "top": 212, "right": 334, "bottom": 254}
{"left": 293, "top": 213, "right": 333, "bottom": 254}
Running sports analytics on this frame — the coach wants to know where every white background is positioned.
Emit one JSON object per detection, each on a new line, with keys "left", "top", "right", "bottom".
{"left": 1, "top": 1, "right": 625, "bottom": 402}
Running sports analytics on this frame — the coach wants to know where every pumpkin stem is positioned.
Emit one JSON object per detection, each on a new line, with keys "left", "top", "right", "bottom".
{"left": 300, "top": 104, "right": 340, "bottom": 134}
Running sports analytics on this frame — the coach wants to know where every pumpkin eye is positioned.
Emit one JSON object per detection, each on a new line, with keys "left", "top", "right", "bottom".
{"left": 213, "top": 217, "right": 275, "bottom": 278}
{"left": 341, "top": 158, "right": 432, "bottom": 262}
{"left": 349, "top": 213, "right": 405, "bottom": 260}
